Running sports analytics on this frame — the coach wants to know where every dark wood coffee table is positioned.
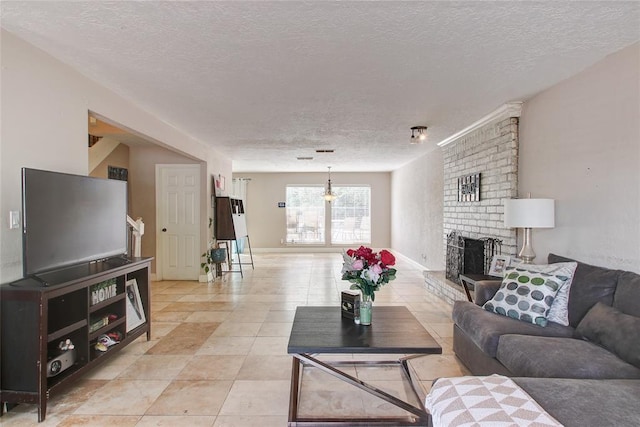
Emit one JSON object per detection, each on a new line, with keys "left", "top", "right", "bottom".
{"left": 287, "top": 306, "right": 442, "bottom": 426}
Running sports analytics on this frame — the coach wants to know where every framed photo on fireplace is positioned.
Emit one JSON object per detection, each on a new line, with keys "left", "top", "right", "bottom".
{"left": 489, "top": 255, "right": 511, "bottom": 277}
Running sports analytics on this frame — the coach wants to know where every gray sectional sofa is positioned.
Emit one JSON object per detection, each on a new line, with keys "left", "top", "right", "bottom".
{"left": 451, "top": 253, "right": 640, "bottom": 426}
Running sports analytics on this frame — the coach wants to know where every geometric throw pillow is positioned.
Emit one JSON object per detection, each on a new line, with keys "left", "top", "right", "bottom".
{"left": 509, "top": 261, "right": 577, "bottom": 326}
{"left": 425, "top": 375, "right": 563, "bottom": 427}
{"left": 482, "top": 267, "right": 569, "bottom": 327}
{"left": 576, "top": 302, "right": 640, "bottom": 369}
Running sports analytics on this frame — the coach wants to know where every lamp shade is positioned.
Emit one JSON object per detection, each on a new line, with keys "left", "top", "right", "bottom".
{"left": 504, "top": 198, "right": 555, "bottom": 228}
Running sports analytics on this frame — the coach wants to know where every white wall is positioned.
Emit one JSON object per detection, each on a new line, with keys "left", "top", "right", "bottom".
{"left": 391, "top": 150, "right": 444, "bottom": 270}
{"left": 233, "top": 172, "right": 391, "bottom": 250}
{"left": 0, "top": 30, "right": 231, "bottom": 281}
{"left": 519, "top": 42, "right": 640, "bottom": 272}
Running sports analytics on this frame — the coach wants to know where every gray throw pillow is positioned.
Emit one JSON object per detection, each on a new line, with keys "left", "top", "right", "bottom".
{"left": 576, "top": 302, "right": 640, "bottom": 369}
{"left": 509, "top": 261, "right": 577, "bottom": 326}
{"left": 482, "top": 267, "right": 567, "bottom": 327}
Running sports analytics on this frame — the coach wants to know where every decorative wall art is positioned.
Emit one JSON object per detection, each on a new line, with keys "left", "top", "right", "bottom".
{"left": 125, "top": 279, "right": 146, "bottom": 332}
{"left": 458, "top": 173, "right": 481, "bottom": 202}
{"left": 215, "top": 174, "right": 226, "bottom": 196}
{"left": 108, "top": 166, "right": 128, "bottom": 181}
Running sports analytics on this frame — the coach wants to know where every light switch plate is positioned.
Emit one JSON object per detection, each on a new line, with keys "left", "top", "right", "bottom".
{"left": 9, "top": 210, "right": 20, "bottom": 229}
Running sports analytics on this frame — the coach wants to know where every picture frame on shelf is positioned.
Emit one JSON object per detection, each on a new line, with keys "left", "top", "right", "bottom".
{"left": 489, "top": 255, "right": 511, "bottom": 277}
{"left": 125, "top": 278, "right": 146, "bottom": 332}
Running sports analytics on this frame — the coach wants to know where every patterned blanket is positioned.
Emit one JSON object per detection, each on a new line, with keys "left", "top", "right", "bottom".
{"left": 425, "top": 375, "right": 563, "bottom": 427}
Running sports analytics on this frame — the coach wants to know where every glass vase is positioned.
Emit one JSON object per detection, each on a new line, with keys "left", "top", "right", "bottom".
{"left": 360, "top": 294, "right": 373, "bottom": 325}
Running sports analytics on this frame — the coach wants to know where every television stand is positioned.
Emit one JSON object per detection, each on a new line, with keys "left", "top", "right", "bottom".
{"left": 0, "top": 257, "right": 152, "bottom": 422}
{"left": 11, "top": 274, "right": 49, "bottom": 287}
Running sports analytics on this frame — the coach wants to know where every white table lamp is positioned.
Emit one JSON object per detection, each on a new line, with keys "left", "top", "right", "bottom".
{"left": 504, "top": 198, "right": 555, "bottom": 263}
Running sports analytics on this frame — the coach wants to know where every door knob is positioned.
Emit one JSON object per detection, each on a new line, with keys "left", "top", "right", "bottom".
{"left": 162, "top": 228, "right": 167, "bottom": 232}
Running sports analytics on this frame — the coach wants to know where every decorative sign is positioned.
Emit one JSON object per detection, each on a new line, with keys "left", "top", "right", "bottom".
{"left": 90, "top": 278, "right": 118, "bottom": 306}
{"left": 341, "top": 290, "right": 360, "bottom": 319}
{"left": 278, "top": 202, "right": 286, "bottom": 208}
{"left": 458, "top": 173, "right": 481, "bottom": 202}
{"left": 108, "top": 166, "right": 128, "bottom": 181}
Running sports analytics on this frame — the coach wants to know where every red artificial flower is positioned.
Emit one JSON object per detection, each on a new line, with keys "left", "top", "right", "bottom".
{"left": 342, "top": 246, "right": 398, "bottom": 299}
{"left": 352, "top": 246, "right": 370, "bottom": 263}
{"left": 379, "top": 250, "right": 395, "bottom": 266}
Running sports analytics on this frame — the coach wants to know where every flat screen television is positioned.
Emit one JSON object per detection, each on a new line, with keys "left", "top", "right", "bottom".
{"left": 22, "top": 168, "right": 128, "bottom": 277}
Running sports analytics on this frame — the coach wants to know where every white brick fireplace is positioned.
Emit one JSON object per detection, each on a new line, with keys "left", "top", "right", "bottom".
{"left": 425, "top": 104, "right": 521, "bottom": 304}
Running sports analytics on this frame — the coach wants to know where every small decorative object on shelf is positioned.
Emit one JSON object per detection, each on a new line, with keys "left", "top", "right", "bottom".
{"left": 94, "top": 331, "right": 122, "bottom": 352}
{"left": 341, "top": 246, "right": 397, "bottom": 326}
{"left": 89, "top": 314, "right": 118, "bottom": 333}
{"left": 58, "top": 338, "right": 75, "bottom": 351}
{"left": 89, "top": 316, "right": 109, "bottom": 333}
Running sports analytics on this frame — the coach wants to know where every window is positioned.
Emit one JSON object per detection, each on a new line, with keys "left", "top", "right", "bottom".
{"left": 331, "top": 186, "right": 371, "bottom": 245}
{"left": 285, "top": 185, "right": 371, "bottom": 246}
{"left": 285, "top": 186, "right": 325, "bottom": 244}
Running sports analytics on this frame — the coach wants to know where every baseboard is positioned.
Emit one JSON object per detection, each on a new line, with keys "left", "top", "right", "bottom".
{"left": 250, "top": 247, "right": 344, "bottom": 253}
{"left": 392, "top": 251, "right": 428, "bottom": 270}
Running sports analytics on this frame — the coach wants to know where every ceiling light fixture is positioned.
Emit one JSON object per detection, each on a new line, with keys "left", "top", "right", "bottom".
{"left": 410, "top": 126, "right": 428, "bottom": 144}
{"left": 323, "top": 166, "right": 337, "bottom": 203}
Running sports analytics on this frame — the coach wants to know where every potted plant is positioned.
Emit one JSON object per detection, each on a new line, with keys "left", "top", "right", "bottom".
{"left": 201, "top": 218, "right": 226, "bottom": 282}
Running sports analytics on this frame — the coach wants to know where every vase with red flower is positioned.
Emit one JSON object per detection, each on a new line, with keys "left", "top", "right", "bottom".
{"left": 341, "top": 246, "right": 397, "bottom": 325}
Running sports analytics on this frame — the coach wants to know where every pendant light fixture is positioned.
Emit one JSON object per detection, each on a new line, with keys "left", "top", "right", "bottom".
{"left": 410, "top": 126, "right": 428, "bottom": 144}
{"left": 323, "top": 166, "right": 337, "bottom": 202}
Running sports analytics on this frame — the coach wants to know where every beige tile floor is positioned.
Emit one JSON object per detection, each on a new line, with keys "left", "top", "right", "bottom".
{"left": 1, "top": 252, "right": 468, "bottom": 426}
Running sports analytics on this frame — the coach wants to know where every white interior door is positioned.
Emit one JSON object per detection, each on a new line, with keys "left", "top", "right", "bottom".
{"left": 157, "top": 164, "right": 200, "bottom": 280}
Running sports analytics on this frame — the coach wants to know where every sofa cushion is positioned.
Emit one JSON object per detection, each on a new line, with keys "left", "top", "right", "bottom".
{"left": 613, "top": 270, "right": 640, "bottom": 316}
{"left": 513, "top": 378, "right": 640, "bottom": 427}
{"left": 496, "top": 335, "right": 640, "bottom": 379}
{"left": 548, "top": 253, "right": 620, "bottom": 326}
{"left": 509, "top": 261, "right": 577, "bottom": 326}
{"left": 452, "top": 301, "right": 573, "bottom": 358}
{"left": 576, "top": 302, "right": 640, "bottom": 369}
{"left": 482, "top": 266, "right": 567, "bottom": 326}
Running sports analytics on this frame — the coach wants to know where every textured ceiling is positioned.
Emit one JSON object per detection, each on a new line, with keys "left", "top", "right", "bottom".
{"left": 2, "top": 1, "right": 639, "bottom": 172}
